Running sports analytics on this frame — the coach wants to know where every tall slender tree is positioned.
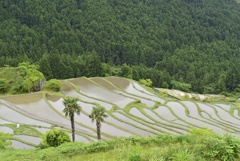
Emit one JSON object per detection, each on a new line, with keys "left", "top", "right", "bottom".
{"left": 63, "top": 96, "right": 81, "bottom": 142}
{"left": 89, "top": 106, "right": 108, "bottom": 140}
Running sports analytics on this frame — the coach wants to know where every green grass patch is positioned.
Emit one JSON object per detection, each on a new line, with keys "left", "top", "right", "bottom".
{"left": 5, "top": 124, "right": 42, "bottom": 137}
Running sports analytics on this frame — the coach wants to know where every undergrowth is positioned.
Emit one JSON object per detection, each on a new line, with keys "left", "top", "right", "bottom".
{"left": 0, "top": 128, "right": 240, "bottom": 161}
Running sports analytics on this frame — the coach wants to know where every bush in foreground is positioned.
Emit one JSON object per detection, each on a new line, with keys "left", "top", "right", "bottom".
{"left": 40, "top": 128, "right": 71, "bottom": 148}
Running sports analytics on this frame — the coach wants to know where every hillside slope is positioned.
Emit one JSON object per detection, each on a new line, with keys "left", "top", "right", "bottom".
{"left": 0, "top": 0, "right": 240, "bottom": 93}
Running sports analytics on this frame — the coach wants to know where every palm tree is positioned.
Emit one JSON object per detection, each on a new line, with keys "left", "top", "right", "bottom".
{"left": 89, "top": 106, "right": 108, "bottom": 140}
{"left": 63, "top": 96, "right": 81, "bottom": 142}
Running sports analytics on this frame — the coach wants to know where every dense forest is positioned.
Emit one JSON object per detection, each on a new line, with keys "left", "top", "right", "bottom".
{"left": 0, "top": 0, "right": 240, "bottom": 95}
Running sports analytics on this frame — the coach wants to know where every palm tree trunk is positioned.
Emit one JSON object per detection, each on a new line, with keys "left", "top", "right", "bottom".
{"left": 71, "top": 114, "right": 75, "bottom": 142}
{"left": 96, "top": 121, "right": 101, "bottom": 140}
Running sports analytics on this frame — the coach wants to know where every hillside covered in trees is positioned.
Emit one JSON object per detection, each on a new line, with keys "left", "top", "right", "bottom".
{"left": 0, "top": 0, "right": 240, "bottom": 95}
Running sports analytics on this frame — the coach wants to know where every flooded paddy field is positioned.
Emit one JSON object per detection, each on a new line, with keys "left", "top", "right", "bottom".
{"left": 234, "top": 110, "right": 240, "bottom": 119}
{"left": 0, "top": 77, "right": 239, "bottom": 149}
{"left": 14, "top": 135, "right": 41, "bottom": 145}
{"left": 69, "top": 77, "right": 135, "bottom": 109}
{"left": 112, "top": 112, "right": 160, "bottom": 135}
{"left": 167, "top": 102, "right": 228, "bottom": 134}
{"left": 104, "top": 114, "right": 151, "bottom": 135}
{"left": 11, "top": 140, "right": 35, "bottom": 149}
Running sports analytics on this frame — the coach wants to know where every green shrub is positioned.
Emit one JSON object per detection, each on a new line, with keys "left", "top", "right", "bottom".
{"left": 44, "top": 79, "right": 61, "bottom": 92}
{"left": 171, "top": 80, "right": 191, "bottom": 92}
{"left": 40, "top": 129, "right": 71, "bottom": 148}
{"left": 201, "top": 134, "right": 240, "bottom": 161}
{"left": 0, "top": 79, "right": 8, "bottom": 94}
{"left": 139, "top": 79, "right": 152, "bottom": 87}
{"left": 0, "top": 132, "right": 12, "bottom": 149}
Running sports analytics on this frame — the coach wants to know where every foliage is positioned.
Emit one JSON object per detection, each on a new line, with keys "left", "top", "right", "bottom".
{"left": 63, "top": 96, "right": 81, "bottom": 142}
{"left": 44, "top": 79, "right": 61, "bottom": 92}
{"left": 171, "top": 80, "right": 192, "bottom": 92}
{"left": 201, "top": 134, "right": 240, "bottom": 161}
{"left": 121, "top": 63, "right": 132, "bottom": 79}
{"left": 89, "top": 106, "right": 108, "bottom": 140}
{"left": 0, "top": 0, "right": 240, "bottom": 94}
{"left": 0, "top": 132, "right": 12, "bottom": 149}
{"left": 40, "top": 128, "right": 71, "bottom": 148}
{"left": 139, "top": 79, "right": 153, "bottom": 87}
{"left": 1, "top": 130, "right": 240, "bottom": 160}
{"left": 0, "top": 79, "right": 8, "bottom": 94}
{"left": 0, "top": 63, "right": 45, "bottom": 94}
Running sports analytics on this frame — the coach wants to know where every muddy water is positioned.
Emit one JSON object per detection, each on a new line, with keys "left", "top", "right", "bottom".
{"left": 129, "top": 107, "right": 154, "bottom": 123}
{"left": 9, "top": 97, "right": 94, "bottom": 135}
{"left": 69, "top": 77, "right": 134, "bottom": 109}
{"left": 2, "top": 93, "right": 42, "bottom": 104}
{"left": 0, "top": 126, "right": 14, "bottom": 134}
{"left": 60, "top": 80, "right": 75, "bottom": 93}
{"left": 0, "top": 104, "right": 51, "bottom": 127}
{"left": 15, "top": 135, "right": 41, "bottom": 145}
{"left": 104, "top": 77, "right": 130, "bottom": 90}
{"left": 112, "top": 112, "right": 158, "bottom": 135}
{"left": 47, "top": 95, "right": 105, "bottom": 114}
{"left": 167, "top": 102, "right": 227, "bottom": 134}
{"left": 61, "top": 82, "right": 113, "bottom": 110}
{"left": 105, "top": 115, "right": 151, "bottom": 136}
{"left": 91, "top": 77, "right": 118, "bottom": 91}
{"left": 11, "top": 140, "right": 35, "bottom": 149}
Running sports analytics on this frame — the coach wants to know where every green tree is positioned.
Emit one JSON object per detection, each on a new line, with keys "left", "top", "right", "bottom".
{"left": 39, "top": 54, "right": 53, "bottom": 80}
{"left": 63, "top": 96, "right": 81, "bottom": 142}
{"left": 89, "top": 106, "right": 108, "bottom": 140}
{"left": 121, "top": 63, "right": 132, "bottom": 79}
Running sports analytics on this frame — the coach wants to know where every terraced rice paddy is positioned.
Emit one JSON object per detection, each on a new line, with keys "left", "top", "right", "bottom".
{"left": 0, "top": 77, "right": 239, "bottom": 149}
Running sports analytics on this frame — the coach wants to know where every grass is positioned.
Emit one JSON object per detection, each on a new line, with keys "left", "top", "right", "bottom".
{"left": 1, "top": 129, "right": 240, "bottom": 161}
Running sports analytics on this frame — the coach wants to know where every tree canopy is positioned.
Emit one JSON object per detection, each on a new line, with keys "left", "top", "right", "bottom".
{"left": 0, "top": 0, "right": 240, "bottom": 94}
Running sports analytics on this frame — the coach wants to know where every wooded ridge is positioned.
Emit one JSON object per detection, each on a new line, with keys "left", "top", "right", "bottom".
{"left": 0, "top": 0, "right": 240, "bottom": 94}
